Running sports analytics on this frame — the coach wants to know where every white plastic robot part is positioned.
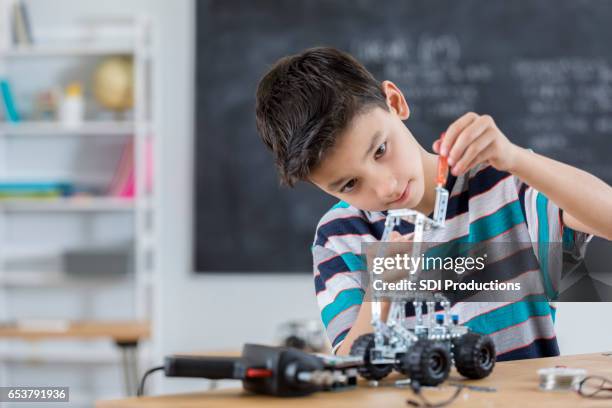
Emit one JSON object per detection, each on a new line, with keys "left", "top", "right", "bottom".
{"left": 433, "top": 186, "right": 449, "bottom": 226}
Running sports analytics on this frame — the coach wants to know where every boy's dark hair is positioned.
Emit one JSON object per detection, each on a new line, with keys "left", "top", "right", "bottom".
{"left": 255, "top": 47, "right": 388, "bottom": 187}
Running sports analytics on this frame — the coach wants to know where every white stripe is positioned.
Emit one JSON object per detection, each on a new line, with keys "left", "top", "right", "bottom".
{"left": 316, "top": 273, "right": 364, "bottom": 308}
{"left": 525, "top": 187, "right": 539, "bottom": 243}
{"left": 325, "top": 305, "right": 360, "bottom": 346}
{"left": 315, "top": 204, "right": 361, "bottom": 230}
{"left": 490, "top": 314, "right": 555, "bottom": 355}
{"left": 325, "top": 234, "right": 377, "bottom": 254}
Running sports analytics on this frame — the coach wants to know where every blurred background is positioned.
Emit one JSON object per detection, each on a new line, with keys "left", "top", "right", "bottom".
{"left": 0, "top": 0, "right": 610, "bottom": 406}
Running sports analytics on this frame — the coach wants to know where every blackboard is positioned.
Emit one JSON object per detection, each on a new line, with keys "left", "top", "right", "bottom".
{"left": 194, "top": 0, "right": 612, "bottom": 273}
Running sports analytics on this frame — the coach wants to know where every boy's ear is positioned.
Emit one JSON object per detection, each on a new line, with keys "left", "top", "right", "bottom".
{"left": 382, "top": 80, "right": 410, "bottom": 120}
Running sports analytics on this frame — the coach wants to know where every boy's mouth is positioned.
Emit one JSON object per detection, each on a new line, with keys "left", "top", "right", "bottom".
{"left": 388, "top": 181, "right": 411, "bottom": 206}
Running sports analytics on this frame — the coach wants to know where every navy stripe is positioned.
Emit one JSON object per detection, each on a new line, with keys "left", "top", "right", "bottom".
{"left": 315, "top": 256, "right": 351, "bottom": 293}
{"left": 469, "top": 166, "right": 512, "bottom": 198}
{"left": 446, "top": 189, "right": 470, "bottom": 219}
{"left": 517, "top": 182, "right": 529, "bottom": 223}
{"left": 445, "top": 173, "right": 458, "bottom": 196}
{"left": 332, "top": 328, "right": 351, "bottom": 348}
{"left": 497, "top": 337, "right": 559, "bottom": 361}
{"left": 315, "top": 216, "right": 379, "bottom": 247}
{"left": 444, "top": 167, "right": 510, "bottom": 222}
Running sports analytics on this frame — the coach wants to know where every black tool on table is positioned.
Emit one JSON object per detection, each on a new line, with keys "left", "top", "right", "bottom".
{"left": 138, "top": 343, "right": 361, "bottom": 397}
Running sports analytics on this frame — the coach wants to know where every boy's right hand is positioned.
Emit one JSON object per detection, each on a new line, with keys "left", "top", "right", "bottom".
{"left": 388, "top": 230, "right": 414, "bottom": 242}
{"left": 433, "top": 112, "right": 519, "bottom": 177}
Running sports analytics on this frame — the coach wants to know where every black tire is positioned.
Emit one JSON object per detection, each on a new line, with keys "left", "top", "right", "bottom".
{"left": 349, "top": 333, "right": 392, "bottom": 381}
{"left": 398, "top": 340, "right": 451, "bottom": 386}
{"left": 452, "top": 332, "right": 496, "bottom": 379}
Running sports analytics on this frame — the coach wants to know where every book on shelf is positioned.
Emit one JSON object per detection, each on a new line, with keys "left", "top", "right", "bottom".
{"left": 10, "top": 0, "right": 33, "bottom": 46}
{"left": 0, "top": 182, "right": 74, "bottom": 199}
{"left": 0, "top": 79, "right": 20, "bottom": 122}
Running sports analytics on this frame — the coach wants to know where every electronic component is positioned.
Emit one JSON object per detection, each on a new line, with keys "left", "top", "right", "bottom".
{"left": 139, "top": 344, "right": 361, "bottom": 397}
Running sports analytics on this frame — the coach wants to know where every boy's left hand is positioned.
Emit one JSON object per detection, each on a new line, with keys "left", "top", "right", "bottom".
{"left": 433, "top": 112, "right": 520, "bottom": 176}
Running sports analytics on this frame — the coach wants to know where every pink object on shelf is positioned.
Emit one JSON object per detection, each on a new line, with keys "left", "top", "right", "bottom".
{"left": 108, "top": 137, "right": 154, "bottom": 198}
{"left": 119, "top": 168, "right": 135, "bottom": 198}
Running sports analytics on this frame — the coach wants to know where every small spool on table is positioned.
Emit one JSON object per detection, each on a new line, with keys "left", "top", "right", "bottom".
{"left": 538, "top": 367, "right": 586, "bottom": 391}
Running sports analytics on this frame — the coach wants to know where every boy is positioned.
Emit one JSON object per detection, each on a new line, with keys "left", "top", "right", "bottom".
{"left": 255, "top": 47, "right": 612, "bottom": 360}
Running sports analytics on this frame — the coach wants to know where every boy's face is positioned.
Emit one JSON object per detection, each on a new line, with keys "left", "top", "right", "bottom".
{"left": 310, "top": 81, "right": 426, "bottom": 212}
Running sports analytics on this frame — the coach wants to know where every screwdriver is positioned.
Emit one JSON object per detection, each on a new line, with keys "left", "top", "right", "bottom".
{"left": 437, "top": 132, "right": 449, "bottom": 187}
{"left": 433, "top": 132, "right": 449, "bottom": 225}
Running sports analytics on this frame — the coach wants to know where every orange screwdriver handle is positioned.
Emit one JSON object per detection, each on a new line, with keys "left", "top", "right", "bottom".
{"left": 437, "top": 132, "right": 448, "bottom": 186}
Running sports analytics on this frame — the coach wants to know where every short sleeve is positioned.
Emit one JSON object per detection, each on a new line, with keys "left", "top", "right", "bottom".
{"left": 560, "top": 208, "right": 593, "bottom": 261}
{"left": 518, "top": 181, "right": 562, "bottom": 243}
{"left": 517, "top": 179, "right": 593, "bottom": 300}
{"left": 312, "top": 243, "right": 366, "bottom": 354}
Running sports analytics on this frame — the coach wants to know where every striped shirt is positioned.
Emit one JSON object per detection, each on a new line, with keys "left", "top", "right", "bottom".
{"left": 312, "top": 164, "right": 591, "bottom": 359}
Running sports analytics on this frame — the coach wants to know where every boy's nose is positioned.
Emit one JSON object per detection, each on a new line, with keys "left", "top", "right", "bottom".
{"left": 374, "top": 177, "right": 399, "bottom": 202}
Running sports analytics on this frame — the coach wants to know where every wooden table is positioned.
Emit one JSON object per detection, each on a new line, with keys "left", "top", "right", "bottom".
{"left": 0, "top": 320, "right": 150, "bottom": 395}
{"left": 97, "top": 352, "right": 612, "bottom": 407}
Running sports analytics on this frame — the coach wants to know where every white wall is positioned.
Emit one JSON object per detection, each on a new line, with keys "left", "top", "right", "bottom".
{"left": 556, "top": 303, "right": 612, "bottom": 355}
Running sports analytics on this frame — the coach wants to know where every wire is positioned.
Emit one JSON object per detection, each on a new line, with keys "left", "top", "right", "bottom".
{"left": 577, "top": 375, "right": 612, "bottom": 399}
{"left": 406, "top": 382, "right": 464, "bottom": 407}
{"left": 137, "top": 365, "right": 164, "bottom": 397}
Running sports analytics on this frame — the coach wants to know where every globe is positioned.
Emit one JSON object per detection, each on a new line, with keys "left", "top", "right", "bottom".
{"left": 93, "top": 56, "right": 134, "bottom": 112}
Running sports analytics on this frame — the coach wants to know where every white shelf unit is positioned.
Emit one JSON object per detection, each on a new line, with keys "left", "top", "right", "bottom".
{"left": 0, "top": 5, "right": 157, "bottom": 402}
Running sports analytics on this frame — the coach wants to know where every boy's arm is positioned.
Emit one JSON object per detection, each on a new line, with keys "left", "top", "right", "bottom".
{"left": 436, "top": 112, "right": 612, "bottom": 241}
{"left": 509, "top": 147, "right": 612, "bottom": 240}
{"left": 335, "top": 231, "right": 411, "bottom": 355}
{"left": 336, "top": 300, "right": 389, "bottom": 356}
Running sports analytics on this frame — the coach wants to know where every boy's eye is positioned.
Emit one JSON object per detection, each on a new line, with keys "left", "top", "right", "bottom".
{"left": 340, "top": 179, "right": 357, "bottom": 193}
{"left": 374, "top": 142, "right": 387, "bottom": 159}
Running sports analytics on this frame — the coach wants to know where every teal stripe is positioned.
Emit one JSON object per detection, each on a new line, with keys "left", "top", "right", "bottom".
{"left": 332, "top": 201, "right": 350, "bottom": 210}
{"left": 465, "top": 301, "right": 552, "bottom": 335}
{"left": 425, "top": 200, "right": 526, "bottom": 260}
{"left": 536, "top": 192, "right": 550, "bottom": 242}
{"left": 562, "top": 225, "right": 575, "bottom": 252}
{"left": 467, "top": 200, "right": 525, "bottom": 242}
{"left": 321, "top": 288, "right": 364, "bottom": 328}
{"left": 536, "top": 193, "right": 557, "bottom": 299}
{"left": 340, "top": 253, "right": 366, "bottom": 271}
